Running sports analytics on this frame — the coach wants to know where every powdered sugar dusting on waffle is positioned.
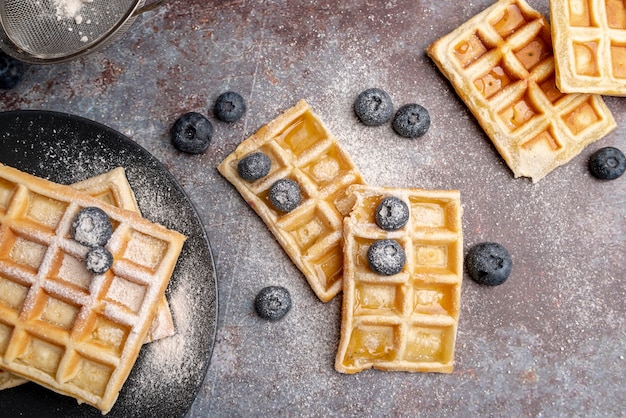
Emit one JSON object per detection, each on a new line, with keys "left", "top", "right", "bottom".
{"left": 0, "top": 163, "right": 186, "bottom": 413}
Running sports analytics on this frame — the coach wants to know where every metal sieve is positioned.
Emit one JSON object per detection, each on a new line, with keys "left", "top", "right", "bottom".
{"left": 0, "top": 0, "right": 165, "bottom": 64}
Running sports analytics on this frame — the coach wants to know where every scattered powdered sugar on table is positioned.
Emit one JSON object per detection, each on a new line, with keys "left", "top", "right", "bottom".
{"left": 121, "top": 250, "right": 214, "bottom": 414}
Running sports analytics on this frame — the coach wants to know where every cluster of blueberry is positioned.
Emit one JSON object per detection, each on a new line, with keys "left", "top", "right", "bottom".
{"left": 367, "top": 196, "right": 409, "bottom": 276}
{"left": 170, "top": 91, "right": 247, "bottom": 154}
{"left": 353, "top": 88, "right": 431, "bottom": 139}
{"left": 237, "top": 152, "right": 302, "bottom": 213}
{"left": 70, "top": 207, "right": 114, "bottom": 274}
{"left": 236, "top": 152, "right": 299, "bottom": 321}
{"left": 172, "top": 93, "right": 297, "bottom": 321}
{"left": 369, "top": 194, "right": 514, "bottom": 286}
{"left": 0, "top": 52, "right": 26, "bottom": 90}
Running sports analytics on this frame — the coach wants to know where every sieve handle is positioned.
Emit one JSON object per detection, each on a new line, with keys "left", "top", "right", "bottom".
{"left": 134, "top": 0, "right": 167, "bottom": 15}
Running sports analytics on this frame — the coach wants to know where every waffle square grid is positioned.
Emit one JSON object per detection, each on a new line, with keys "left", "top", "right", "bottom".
{"left": 551, "top": 0, "right": 626, "bottom": 95}
{"left": 218, "top": 100, "right": 366, "bottom": 302}
{"left": 427, "top": 0, "right": 616, "bottom": 182}
{"left": 72, "top": 168, "right": 176, "bottom": 344}
{"left": 0, "top": 164, "right": 185, "bottom": 414}
{"left": 335, "top": 185, "right": 463, "bottom": 374}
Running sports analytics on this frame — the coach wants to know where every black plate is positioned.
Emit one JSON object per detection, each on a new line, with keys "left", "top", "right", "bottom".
{"left": 0, "top": 110, "right": 217, "bottom": 417}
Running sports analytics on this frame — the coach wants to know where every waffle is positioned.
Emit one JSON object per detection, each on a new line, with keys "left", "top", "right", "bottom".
{"left": 71, "top": 168, "right": 176, "bottom": 343}
{"left": 0, "top": 168, "right": 177, "bottom": 392}
{"left": 335, "top": 185, "right": 463, "bottom": 374}
{"left": 0, "top": 368, "right": 26, "bottom": 389}
{"left": 71, "top": 168, "right": 141, "bottom": 213}
{"left": 426, "top": 0, "right": 616, "bottom": 182}
{"left": 218, "top": 100, "right": 366, "bottom": 302}
{"left": 551, "top": 0, "right": 626, "bottom": 95}
{"left": 0, "top": 163, "right": 186, "bottom": 414}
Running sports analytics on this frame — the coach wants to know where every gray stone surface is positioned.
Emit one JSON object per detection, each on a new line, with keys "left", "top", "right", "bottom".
{"left": 1, "top": 0, "right": 624, "bottom": 416}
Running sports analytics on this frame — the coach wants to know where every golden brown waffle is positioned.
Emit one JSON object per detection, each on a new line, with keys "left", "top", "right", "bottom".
{"left": 72, "top": 168, "right": 141, "bottom": 213}
{"left": 427, "top": 0, "right": 616, "bottom": 182}
{"left": 335, "top": 185, "right": 463, "bottom": 374}
{"left": 0, "top": 168, "right": 177, "bottom": 392}
{"left": 0, "top": 163, "right": 185, "bottom": 414}
{"left": 72, "top": 168, "right": 176, "bottom": 343}
{"left": 551, "top": 0, "right": 626, "bottom": 95}
{"left": 218, "top": 100, "right": 366, "bottom": 302}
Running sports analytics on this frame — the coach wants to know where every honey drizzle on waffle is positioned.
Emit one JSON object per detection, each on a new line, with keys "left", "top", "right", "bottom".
{"left": 551, "top": 0, "right": 626, "bottom": 95}
{"left": 0, "top": 164, "right": 185, "bottom": 414}
{"left": 335, "top": 185, "right": 463, "bottom": 374}
{"left": 427, "top": 0, "right": 616, "bottom": 182}
{"left": 218, "top": 100, "right": 366, "bottom": 302}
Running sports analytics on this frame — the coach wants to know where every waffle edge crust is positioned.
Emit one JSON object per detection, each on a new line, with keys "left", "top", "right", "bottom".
{"left": 0, "top": 368, "right": 26, "bottom": 390}
{"left": 426, "top": 0, "right": 616, "bottom": 182}
{"left": 0, "top": 163, "right": 186, "bottom": 414}
{"left": 217, "top": 99, "right": 366, "bottom": 302}
{"left": 335, "top": 185, "right": 463, "bottom": 374}
{"left": 551, "top": 0, "right": 626, "bottom": 96}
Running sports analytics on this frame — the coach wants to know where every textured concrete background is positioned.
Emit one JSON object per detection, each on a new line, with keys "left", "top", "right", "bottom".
{"left": 1, "top": 0, "right": 625, "bottom": 416}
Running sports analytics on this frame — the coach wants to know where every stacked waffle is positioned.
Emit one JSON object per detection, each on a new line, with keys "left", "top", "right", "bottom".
{"left": 0, "top": 164, "right": 185, "bottom": 413}
{"left": 219, "top": 101, "right": 464, "bottom": 374}
{"left": 427, "top": 0, "right": 616, "bottom": 182}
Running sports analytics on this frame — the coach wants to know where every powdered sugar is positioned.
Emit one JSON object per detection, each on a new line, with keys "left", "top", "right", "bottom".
{"left": 53, "top": 0, "right": 93, "bottom": 21}
{"left": 53, "top": 0, "right": 94, "bottom": 42}
{"left": 135, "top": 278, "right": 196, "bottom": 385}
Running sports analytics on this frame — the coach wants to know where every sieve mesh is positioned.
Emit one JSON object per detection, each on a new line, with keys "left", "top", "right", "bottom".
{"left": 0, "top": 0, "right": 140, "bottom": 60}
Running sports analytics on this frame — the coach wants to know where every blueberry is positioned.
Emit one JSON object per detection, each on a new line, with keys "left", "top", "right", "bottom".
{"left": 170, "top": 112, "right": 213, "bottom": 154}
{"left": 367, "top": 239, "right": 406, "bottom": 276}
{"left": 269, "top": 179, "right": 301, "bottom": 212}
{"left": 237, "top": 152, "right": 271, "bottom": 181}
{"left": 588, "top": 146, "right": 626, "bottom": 180}
{"left": 71, "top": 207, "right": 113, "bottom": 247}
{"left": 255, "top": 286, "right": 292, "bottom": 321}
{"left": 0, "top": 52, "right": 26, "bottom": 90}
{"left": 214, "top": 91, "right": 247, "bottom": 123}
{"left": 85, "top": 246, "right": 113, "bottom": 274}
{"left": 465, "top": 242, "right": 512, "bottom": 286}
{"left": 375, "top": 196, "right": 409, "bottom": 231}
{"left": 354, "top": 88, "right": 394, "bottom": 126}
{"left": 392, "top": 103, "right": 431, "bottom": 138}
